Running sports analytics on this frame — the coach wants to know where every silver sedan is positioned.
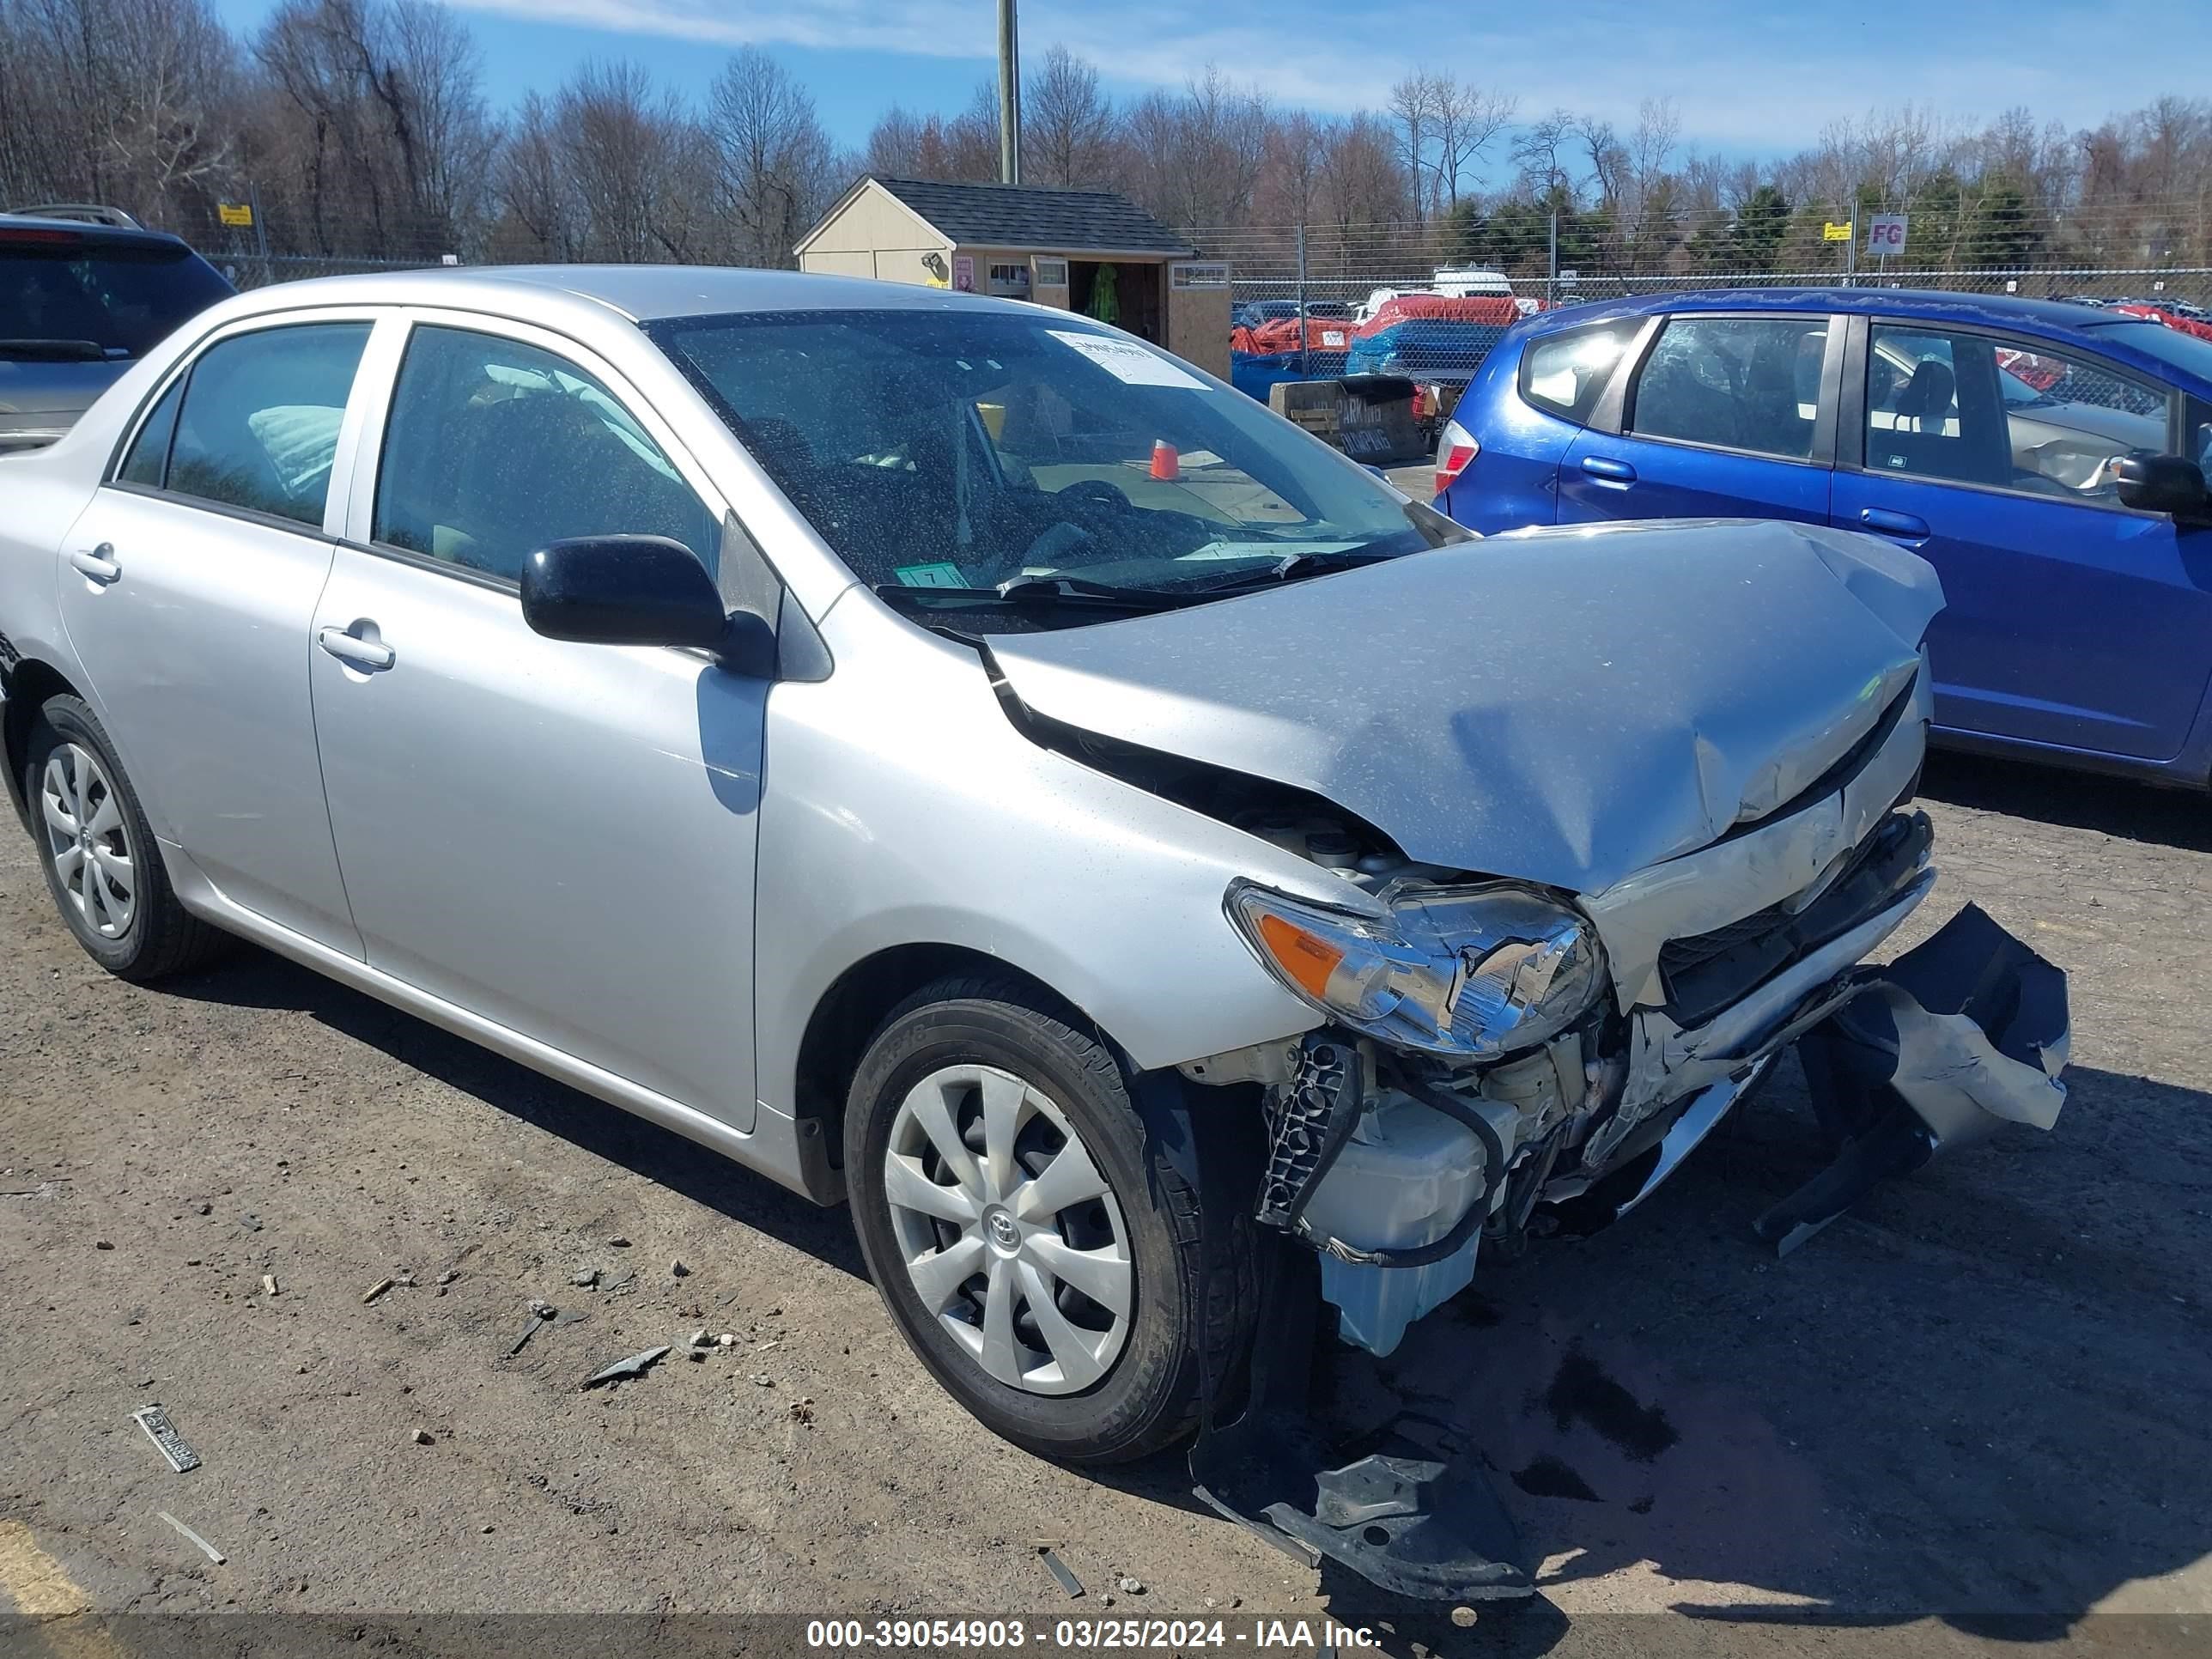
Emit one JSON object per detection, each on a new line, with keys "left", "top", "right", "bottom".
{"left": 0, "top": 267, "right": 2069, "bottom": 1599}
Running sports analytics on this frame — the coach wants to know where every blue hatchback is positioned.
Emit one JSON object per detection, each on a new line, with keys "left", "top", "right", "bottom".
{"left": 1434, "top": 288, "right": 2212, "bottom": 786}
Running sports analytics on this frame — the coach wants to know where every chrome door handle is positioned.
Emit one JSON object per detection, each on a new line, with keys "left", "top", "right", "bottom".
{"left": 69, "top": 544, "right": 120, "bottom": 583}
{"left": 318, "top": 624, "right": 395, "bottom": 672}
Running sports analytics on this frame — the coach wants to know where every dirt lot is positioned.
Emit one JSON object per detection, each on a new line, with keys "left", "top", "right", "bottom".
{"left": 3, "top": 746, "right": 2210, "bottom": 1659}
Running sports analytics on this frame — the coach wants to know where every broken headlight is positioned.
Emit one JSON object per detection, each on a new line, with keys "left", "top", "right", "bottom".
{"left": 1227, "top": 878, "right": 1607, "bottom": 1060}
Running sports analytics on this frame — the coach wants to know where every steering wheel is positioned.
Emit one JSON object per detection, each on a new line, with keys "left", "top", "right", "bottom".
{"left": 1056, "top": 477, "right": 1133, "bottom": 508}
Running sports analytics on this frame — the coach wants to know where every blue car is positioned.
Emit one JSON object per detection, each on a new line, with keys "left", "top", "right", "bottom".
{"left": 1434, "top": 288, "right": 2212, "bottom": 787}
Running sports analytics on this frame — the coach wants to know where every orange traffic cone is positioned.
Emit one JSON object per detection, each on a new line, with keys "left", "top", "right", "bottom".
{"left": 1150, "top": 439, "right": 1179, "bottom": 481}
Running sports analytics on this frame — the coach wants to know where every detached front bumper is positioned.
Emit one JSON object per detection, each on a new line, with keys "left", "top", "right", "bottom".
{"left": 1753, "top": 902, "right": 2069, "bottom": 1254}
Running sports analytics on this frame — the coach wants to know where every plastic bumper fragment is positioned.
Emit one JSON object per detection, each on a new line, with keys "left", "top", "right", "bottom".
{"left": 1189, "top": 1243, "right": 1534, "bottom": 1602}
{"left": 1753, "top": 902, "right": 2069, "bottom": 1255}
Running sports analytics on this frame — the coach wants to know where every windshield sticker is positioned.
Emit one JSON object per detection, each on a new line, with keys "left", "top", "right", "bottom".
{"left": 892, "top": 562, "right": 969, "bottom": 588}
{"left": 1049, "top": 331, "right": 1208, "bottom": 390}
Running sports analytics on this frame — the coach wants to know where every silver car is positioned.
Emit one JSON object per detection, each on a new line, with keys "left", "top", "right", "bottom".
{"left": 0, "top": 268, "right": 2069, "bottom": 1598}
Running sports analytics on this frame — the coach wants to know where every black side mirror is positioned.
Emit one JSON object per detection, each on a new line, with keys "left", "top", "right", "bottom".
{"left": 521, "top": 536, "right": 776, "bottom": 675}
{"left": 2113, "top": 453, "right": 2212, "bottom": 520}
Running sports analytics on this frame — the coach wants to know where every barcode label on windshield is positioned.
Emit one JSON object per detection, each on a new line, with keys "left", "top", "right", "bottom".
{"left": 1049, "top": 331, "right": 1208, "bottom": 390}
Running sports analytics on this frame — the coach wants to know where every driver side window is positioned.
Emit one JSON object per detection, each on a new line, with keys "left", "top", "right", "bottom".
{"left": 372, "top": 325, "right": 718, "bottom": 584}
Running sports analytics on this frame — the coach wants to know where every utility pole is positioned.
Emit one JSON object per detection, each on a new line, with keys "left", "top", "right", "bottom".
{"left": 997, "top": 0, "right": 1021, "bottom": 185}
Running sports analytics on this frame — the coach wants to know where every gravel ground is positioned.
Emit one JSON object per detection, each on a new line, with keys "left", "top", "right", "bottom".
{"left": 3, "top": 747, "right": 2209, "bottom": 1659}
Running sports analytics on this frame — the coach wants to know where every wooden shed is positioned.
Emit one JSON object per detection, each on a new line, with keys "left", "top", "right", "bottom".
{"left": 794, "top": 175, "right": 1231, "bottom": 379}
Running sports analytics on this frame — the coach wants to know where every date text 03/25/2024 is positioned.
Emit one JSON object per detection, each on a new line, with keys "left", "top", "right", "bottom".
{"left": 804, "top": 1618, "right": 1382, "bottom": 1650}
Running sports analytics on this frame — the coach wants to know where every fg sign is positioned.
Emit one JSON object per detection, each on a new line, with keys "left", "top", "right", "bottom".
{"left": 1866, "top": 214, "right": 1909, "bottom": 256}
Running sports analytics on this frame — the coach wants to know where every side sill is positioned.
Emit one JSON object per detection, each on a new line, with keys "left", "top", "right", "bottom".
{"left": 159, "top": 839, "right": 838, "bottom": 1207}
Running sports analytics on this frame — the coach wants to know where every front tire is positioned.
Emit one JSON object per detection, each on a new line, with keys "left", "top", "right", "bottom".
{"left": 24, "top": 695, "right": 226, "bottom": 981}
{"left": 844, "top": 977, "right": 1223, "bottom": 1464}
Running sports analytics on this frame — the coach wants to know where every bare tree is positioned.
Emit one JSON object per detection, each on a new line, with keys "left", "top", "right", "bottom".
{"left": 1314, "top": 112, "right": 1407, "bottom": 247}
{"left": 864, "top": 106, "right": 927, "bottom": 176}
{"left": 489, "top": 88, "right": 575, "bottom": 259}
{"left": 1511, "top": 108, "right": 1577, "bottom": 202}
{"left": 1, "top": 0, "right": 240, "bottom": 224}
{"left": 1260, "top": 109, "right": 1326, "bottom": 228}
{"left": 1387, "top": 74, "right": 1437, "bottom": 218}
{"left": 386, "top": 0, "right": 496, "bottom": 241}
{"left": 553, "top": 60, "right": 712, "bottom": 262}
{"left": 1431, "top": 79, "right": 1513, "bottom": 212}
{"left": 1123, "top": 66, "right": 1267, "bottom": 231}
{"left": 708, "top": 46, "right": 838, "bottom": 267}
{"left": 251, "top": 0, "right": 495, "bottom": 255}
{"left": 1573, "top": 114, "right": 1625, "bottom": 210}
{"left": 1026, "top": 45, "right": 1116, "bottom": 187}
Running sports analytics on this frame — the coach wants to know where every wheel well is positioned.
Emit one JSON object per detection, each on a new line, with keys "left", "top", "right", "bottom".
{"left": 793, "top": 943, "right": 1099, "bottom": 1169}
{"left": 1, "top": 658, "right": 76, "bottom": 828}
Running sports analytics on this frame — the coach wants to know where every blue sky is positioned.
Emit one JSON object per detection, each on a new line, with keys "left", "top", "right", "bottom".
{"left": 210, "top": 0, "right": 2209, "bottom": 167}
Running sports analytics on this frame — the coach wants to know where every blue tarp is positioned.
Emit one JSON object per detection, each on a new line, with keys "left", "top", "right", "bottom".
{"left": 1343, "top": 320, "right": 1508, "bottom": 385}
{"left": 1231, "top": 349, "right": 1349, "bottom": 403}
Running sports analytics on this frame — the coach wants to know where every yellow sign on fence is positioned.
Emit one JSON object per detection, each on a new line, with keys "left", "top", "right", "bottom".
{"left": 1822, "top": 220, "right": 1853, "bottom": 241}
{"left": 217, "top": 203, "right": 253, "bottom": 228}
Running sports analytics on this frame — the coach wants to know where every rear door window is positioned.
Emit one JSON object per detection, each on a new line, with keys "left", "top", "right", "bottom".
{"left": 163, "top": 323, "right": 372, "bottom": 527}
{"left": 1517, "top": 320, "right": 1640, "bottom": 424}
{"left": 1627, "top": 315, "right": 1830, "bottom": 459}
{"left": 115, "top": 376, "right": 185, "bottom": 487}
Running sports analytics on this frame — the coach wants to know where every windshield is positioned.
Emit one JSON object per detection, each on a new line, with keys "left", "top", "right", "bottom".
{"left": 2084, "top": 320, "right": 2212, "bottom": 385}
{"left": 0, "top": 240, "right": 233, "bottom": 358}
{"left": 648, "top": 307, "right": 1464, "bottom": 625}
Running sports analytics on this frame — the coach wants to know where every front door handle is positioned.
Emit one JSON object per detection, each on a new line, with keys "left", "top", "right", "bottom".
{"left": 69, "top": 544, "right": 120, "bottom": 584}
{"left": 1579, "top": 455, "right": 1637, "bottom": 483}
{"left": 318, "top": 623, "right": 395, "bottom": 672}
{"left": 1858, "top": 507, "right": 1931, "bottom": 542}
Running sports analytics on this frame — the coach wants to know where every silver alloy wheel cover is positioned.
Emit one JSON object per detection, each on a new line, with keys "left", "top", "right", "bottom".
{"left": 40, "top": 743, "right": 136, "bottom": 940}
{"left": 884, "top": 1063, "right": 1133, "bottom": 1396}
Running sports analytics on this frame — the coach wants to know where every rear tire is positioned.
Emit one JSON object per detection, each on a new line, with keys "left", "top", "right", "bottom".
{"left": 24, "top": 696, "right": 228, "bottom": 981}
{"left": 843, "top": 976, "right": 1235, "bottom": 1464}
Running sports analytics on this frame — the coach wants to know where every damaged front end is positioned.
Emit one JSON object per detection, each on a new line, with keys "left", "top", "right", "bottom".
{"left": 1184, "top": 688, "right": 2071, "bottom": 1602}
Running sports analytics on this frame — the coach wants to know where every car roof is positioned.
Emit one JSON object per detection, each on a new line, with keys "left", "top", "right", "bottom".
{"left": 215, "top": 264, "right": 1066, "bottom": 325}
{"left": 1535, "top": 285, "right": 2121, "bottom": 331}
{"left": 0, "top": 211, "right": 197, "bottom": 252}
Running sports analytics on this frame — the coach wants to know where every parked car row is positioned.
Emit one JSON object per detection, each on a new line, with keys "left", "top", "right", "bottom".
{"left": 1433, "top": 287, "right": 2212, "bottom": 787}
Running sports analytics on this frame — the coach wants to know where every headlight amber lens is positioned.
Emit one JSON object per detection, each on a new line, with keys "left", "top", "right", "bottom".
{"left": 1229, "top": 878, "right": 1606, "bottom": 1060}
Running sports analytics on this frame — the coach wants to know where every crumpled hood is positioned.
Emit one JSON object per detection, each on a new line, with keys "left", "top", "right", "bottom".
{"left": 988, "top": 518, "right": 1942, "bottom": 895}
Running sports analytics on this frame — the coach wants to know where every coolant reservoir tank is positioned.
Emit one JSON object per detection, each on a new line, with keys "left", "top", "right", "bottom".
{"left": 1298, "top": 1092, "right": 1512, "bottom": 1356}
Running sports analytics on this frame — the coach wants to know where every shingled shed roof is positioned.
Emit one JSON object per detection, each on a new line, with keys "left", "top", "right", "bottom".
{"left": 807, "top": 176, "right": 1197, "bottom": 259}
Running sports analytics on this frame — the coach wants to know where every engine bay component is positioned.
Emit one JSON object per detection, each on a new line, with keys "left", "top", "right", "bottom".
{"left": 1297, "top": 1079, "right": 1504, "bottom": 1354}
{"left": 1254, "top": 1034, "right": 1363, "bottom": 1231}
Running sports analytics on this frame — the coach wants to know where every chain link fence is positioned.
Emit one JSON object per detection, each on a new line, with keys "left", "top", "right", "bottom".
{"left": 210, "top": 241, "right": 2212, "bottom": 420}
{"left": 1222, "top": 263, "right": 2212, "bottom": 410}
